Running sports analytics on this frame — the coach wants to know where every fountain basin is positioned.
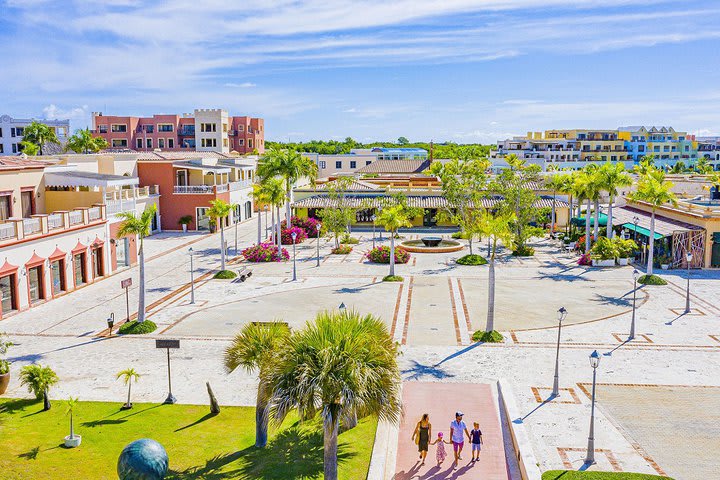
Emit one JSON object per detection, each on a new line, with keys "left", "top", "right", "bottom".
{"left": 421, "top": 237, "right": 443, "bottom": 247}
{"left": 399, "top": 239, "right": 464, "bottom": 253}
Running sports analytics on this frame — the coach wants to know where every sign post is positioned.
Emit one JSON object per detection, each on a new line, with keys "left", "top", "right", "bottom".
{"left": 155, "top": 339, "right": 180, "bottom": 404}
{"left": 121, "top": 278, "right": 132, "bottom": 322}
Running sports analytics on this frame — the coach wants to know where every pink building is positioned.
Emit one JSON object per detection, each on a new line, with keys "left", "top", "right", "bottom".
{"left": 92, "top": 109, "right": 264, "bottom": 155}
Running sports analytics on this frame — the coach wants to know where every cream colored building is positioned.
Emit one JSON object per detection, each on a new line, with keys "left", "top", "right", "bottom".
{"left": 195, "top": 109, "right": 230, "bottom": 154}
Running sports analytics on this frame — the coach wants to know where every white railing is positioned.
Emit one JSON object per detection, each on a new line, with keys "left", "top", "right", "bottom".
{"left": 0, "top": 222, "right": 16, "bottom": 240}
{"left": 106, "top": 199, "right": 137, "bottom": 216}
{"left": 88, "top": 207, "right": 101, "bottom": 221}
{"left": 48, "top": 213, "right": 64, "bottom": 230}
{"left": 229, "top": 179, "right": 253, "bottom": 191}
{"left": 215, "top": 184, "right": 229, "bottom": 193}
{"left": 23, "top": 218, "right": 41, "bottom": 235}
{"left": 173, "top": 185, "right": 215, "bottom": 194}
{"left": 69, "top": 210, "right": 83, "bottom": 225}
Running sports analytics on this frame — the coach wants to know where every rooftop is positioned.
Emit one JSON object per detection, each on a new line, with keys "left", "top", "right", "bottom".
{"left": 356, "top": 159, "right": 431, "bottom": 174}
{"left": 0, "top": 157, "right": 56, "bottom": 171}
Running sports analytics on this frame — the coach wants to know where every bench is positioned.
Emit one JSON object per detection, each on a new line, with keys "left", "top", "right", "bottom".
{"left": 237, "top": 266, "right": 253, "bottom": 282}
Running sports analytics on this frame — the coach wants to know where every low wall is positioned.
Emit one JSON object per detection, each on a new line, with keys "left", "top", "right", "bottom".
{"left": 497, "top": 379, "right": 543, "bottom": 480}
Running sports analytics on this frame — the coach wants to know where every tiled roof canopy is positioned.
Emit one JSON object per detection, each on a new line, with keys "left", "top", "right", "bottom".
{"left": 292, "top": 194, "right": 568, "bottom": 210}
{"left": 356, "top": 159, "right": 431, "bottom": 174}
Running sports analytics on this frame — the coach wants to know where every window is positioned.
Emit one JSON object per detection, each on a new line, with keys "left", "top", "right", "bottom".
{"left": 112, "top": 139, "right": 128, "bottom": 147}
{"left": 350, "top": 161, "right": 357, "bottom": 169}
{"left": 146, "top": 138, "right": 153, "bottom": 149}
{"left": 200, "top": 123, "right": 216, "bottom": 132}
{"left": 238, "top": 139, "right": 244, "bottom": 146}
{"left": 158, "top": 124, "right": 173, "bottom": 132}
{"left": 98, "top": 125, "right": 108, "bottom": 133}
{"left": 176, "top": 169, "right": 188, "bottom": 186}
{"left": 0, "top": 194, "right": 10, "bottom": 220}
{"left": 223, "top": 123, "right": 228, "bottom": 132}
{"left": 238, "top": 125, "right": 244, "bottom": 132}
{"left": 136, "top": 138, "right": 143, "bottom": 149}
{"left": 158, "top": 138, "right": 165, "bottom": 148}
{"left": 0, "top": 128, "right": 2, "bottom": 136}
{"left": 183, "top": 139, "right": 195, "bottom": 148}
{"left": 201, "top": 138, "right": 217, "bottom": 147}
{"left": 51, "top": 260, "right": 65, "bottom": 295}
{"left": 116, "top": 238, "right": 129, "bottom": 267}
{"left": 111, "top": 124, "right": 127, "bottom": 133}
{"left": 366, "top": 160, "right": 372, "bottom": 165}
{"left": 92, "top": 247, "right": 104, "bottom": 278}
{"left": 15, "top": 127, "right": 24, "bottom": 136}
{"left": 335, "top": 161, "right": 342, "bottom": 169}
{"left": 142, "top": 125, "right": 154, "bottom": 133}
{"left": 167, "top": 138, "right": 174, "bottom": 148}
{"left": 21, "top": 190, "right": 34, "bottom": 217}
{"left": 248, "top": 139, "right": 253, "bottom": 148}
{"left": 0, "top": 144, "right": 3, "bottom": 153}
{"left": 28, "top": 265, "right": 44, "bottom": 304}
{"left": 0, "top": 274, "right": 17, "bottom": 315}
{"left": 223, "top": 138, "right": 228, "bottom": 147}
{"left": 12, "top": 144, "right": 17, "bottom": 153}
{"left": 74, "top": 253, "right": 87, "bottom": 286}
{"left": 319, "top": 161, "right": 326, "bottom": 169}
{"left": 611, "top": 156, "right": 617, "bottom": 161}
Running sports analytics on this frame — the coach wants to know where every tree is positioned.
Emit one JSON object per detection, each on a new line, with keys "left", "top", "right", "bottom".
{"left": 258, "top": 148, "right": 317, "bottom": 223}
{"left": 480, "top": 211, "right": 515, "bottom": 333}
{"left": 117, "top": 204, "right": 157, "bottom": 323}
{"left": 269, "top": 309, "right": 401, "bottom": 480}
{"left": 65, "top": 128, "right": 109, "bottom": 154}
{"left": 20, "top": 121, "right": 60, "bottom": 155}
{"left": 65, "top": 397, "right": 79, "bottom": 441}
{"left": 224, "top": 322, "right": 289, "bottom": 448}
{"left": 544, "top": 173, "right": 569, "bottom": 235}
{"left": 207, "top": 199, "right": 235, "bottom": 271}
{"left": 695, "top": 157, "right": 713, "bottom": 174}
{"left": 670, "top": 161, "right": 687, "bottom": 174}
{"left": 376, "top": 204, "right": 413, "bottom": 276}
{"left": 574, "top": 167, "right": 601, "bottom": 253}
{"left": 116, "top": 368, "right": 140, "bottom": 409}
{"left": 598, "top": 162, "right": 633, "bottom": 239}
{"left": 19, "top": 364, "right": 59, "bottom": 411}
{"left": 318, "top": 177, "right": 357, "bottom": 248}
{"left": 19, "top": 140, "right": 39, "bottom": 155}
{"left": 629, "top": 167, "right": 677, "bottom": 275}
{"left": 397, "top": 136, "right": 409, "bottom": 145}
{"left": 634, "top": 155, "right": 656, "bottom": 175}
{"left": 253, "top": 177, "right": 285, "bottom": 246}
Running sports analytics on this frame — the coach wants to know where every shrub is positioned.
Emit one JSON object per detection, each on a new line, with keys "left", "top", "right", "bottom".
{"left": 382, "top": 275, "right": 403, "bottom": 282}
{"left": 456, "top": 254, "right": 488, "bottom": 266}
{"left": 331, "top": 245, "right": 353, "bottom": 254}
{"left": 214, "top": 270, "right": 237, "bottom": 279}
{"left": 590, "top": 236, "right": 617, "bottom": 260}
{"left": 638, "top": 274, "right": 668, "bottom": 285}
{"left": 577, "top": 253, "right": 592, "bottom": 266}
{"left": 472, "top": 330, "right": 504, "bottom": 343}
{"left": 242, "top": 242, "right": 289, "bottom": 262}
{"left": 178, "top": 215, "right": 193, "bottom": 226}
{"left": 118, "top": 320, "right": 158, "bottom": 335}
{"left": 366, "top": 245, "right": 410, "bottom": 264}
{"left": 451, "top": 231, "right": 467, "bottom": 239}
{"left": 340, "top": 233, "right": 360, "bottom": 244}
{"left": 281, "top": 226, "right": 308, "bottom": 245}
{"left": 575, "top": 235, "right": 595, "bottom": 250}
{"left": 512, "top": 245, "right": 535, "bottom": 257}
{"left": 281, "top": 216, "right": 321, "bottom": 236}
{"left": 613, "top": 237, "right": 638, "bottom": 258}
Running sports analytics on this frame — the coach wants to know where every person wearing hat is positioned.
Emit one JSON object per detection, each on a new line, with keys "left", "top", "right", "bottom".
{"left": 449, "top": 411, "right": 471, "bottom": 466}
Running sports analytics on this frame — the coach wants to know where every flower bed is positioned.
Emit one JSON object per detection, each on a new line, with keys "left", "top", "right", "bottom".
{"left": 281, "top": 216, "right": 321, "bottom": 236}
{"left": 331, "top": 245, "right": 353, "bottom": 254}
{"left": 242, "top": 243, "right": 289, "bottom": 262}
{"left": 281, "top": 226, "right": 308, "bottom": 245}
{"left": 365, "top": 246, "right": 410, "bottom": 264}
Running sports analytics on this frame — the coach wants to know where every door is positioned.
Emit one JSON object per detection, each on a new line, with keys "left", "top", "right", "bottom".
{"left": 28, "top": 265, "right": 44, "bottom": 303}
{"left": 51, "top": 260, "right": 65, "bottom": 295}
{"left": 196, "top": 207, "right": 210, "bottom": 231}
{"left": 712, "top": 242, "right": 720, "bottom": 268}
{"left": 176, "top": 169, "right": 188, "bottom": 186}
{"left": 21, "top": 191, "right": 34, "bottom": 218}
{"left": 116, "top": 238, "right": 129, "bottom": 267}
{"left": 423, "top": 209, "right": 437, "bottom": 227}
{"left": 0, "top": 274, "right": 16, "bottom": 315}
{"left": 0, "top": 194, "right": 10, "bottom": 220}
{"left": 74, "top": 253, "right": 86, "bottom": 286}
{"left": 92, "top": 248, "right": 104, "bottom": 278}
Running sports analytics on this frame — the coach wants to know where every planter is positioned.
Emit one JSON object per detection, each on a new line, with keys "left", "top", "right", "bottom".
{"left": 661, "top": 264, "right": 670, "bottom": 270}
{"left": 64, "top": 435, "right": 82, "bottom": 448}
{"left": 181, "top": 224, "right": 188, "bottom": 232}
{"left": 592, "top": 258, "right": 616, "bottom": 267}
{"left": 0, "top": 372, "right": 9, "bottom": 395}
{"left": 617, "top": 257, "right": 629, "bottom": 266}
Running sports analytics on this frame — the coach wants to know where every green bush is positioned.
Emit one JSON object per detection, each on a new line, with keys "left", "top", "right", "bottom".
{"left": 331, "top": 244, "right": 353, "bottom": 254}
{"left": 456, "top": 254, "right": 488, "bottom": 266}
{"left": 613, "top": 237, "right": 639, "bottom": 258}
{"left": 451, "top": 231, "right": 467, "bottom": 239}
{"left": 591, "top": 236, "right": 617, "bottom": 260}
{"left": 512, "top": 245, "right": 535, "bottom": 257}
{"left": 637, "top": 274, "right": 667, "bottom": 286}
{"left": 382, "top": 275, "right": 403, "bottom": 282}
{"left": 340, "top": 233, "right": 360, "bottom": 244}
{"left": 118, "top": 320, "right": 158, "bottom": 335}
{"left": 472, "top": 330, "right": 504, "bottom": 343}
{"left": 214, "top": 270, "right": 238, "bottom": 279}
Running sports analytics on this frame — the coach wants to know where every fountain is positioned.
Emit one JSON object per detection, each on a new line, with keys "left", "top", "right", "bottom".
{"left": 421, "top": 237, "right": 442, "bottom": 247}
{"left": 400, "top": 236, "right": 464, "bottom": 253}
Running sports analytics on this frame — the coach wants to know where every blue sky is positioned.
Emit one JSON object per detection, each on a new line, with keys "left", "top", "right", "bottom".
{"left": 2, "top": 0, "right": 720, "bottom": 143}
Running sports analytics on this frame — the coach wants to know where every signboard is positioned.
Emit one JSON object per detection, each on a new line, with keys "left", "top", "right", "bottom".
{"left": 155, "top": 339, "right": 180, "bottom": 349}
{"left": 121, "top": 278, "right": 132, "bottom": 289}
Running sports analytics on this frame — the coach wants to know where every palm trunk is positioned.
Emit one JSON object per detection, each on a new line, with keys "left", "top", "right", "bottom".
{"left": 486, "top": 246, "right": 496, "bottom": 333}
{"left": 127, "top": 382, "right": 132, "bottom": 407}
{"left": 607, "top": 195, "right": 614, "bottom": 239}
{"left": 43, "top": 389, "right": 50, "bottom": 411}
{"left": 567, "top": 195, "right": 573, "bottom": 236}
{"left": 324, "top": 407, "right": 340, "bottom": 480}
{"left": 285, "top": 188, "right": 292, "bottom": 227}
{"left": 647, "top": 211, "right": 656, "bottom": 275}
{"left": 276, "top": 206, "right": 282, "bottom": 259}
{"left": 255, "top": 383, "right": 268, "bottom": 448}
{"left": 593, "top": 199, "right": 600, "bottom": 239}
{"left": 219, "top": 223, "right": 227, "bottom": 271}
{"left": 137, "top": 238, "right": 146, "bottom": 322}
{"left": 585, "top": 200, "right": 591, "bottom": 253}
{"left": 389, "top": 231, "right": 396, "bottom": 276}
{"left": 468, "top": 236, "right": 473, "bottom": 256}
{"left": 551, "top": 191, "right": 556, "bottom": 235}
{"left": 257, "top": 208, "right": 262, "bottom": 244}
{"left": 69, "top": 412, "right": 74, "bottom": 438}
{"left": 270, "top": 208, "right": 276, "bottom": 245}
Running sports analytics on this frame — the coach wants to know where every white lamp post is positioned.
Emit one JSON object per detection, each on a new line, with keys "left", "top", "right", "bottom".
{"left": 371, "top": 214, "right": 377, "bottom": 250}
{"left": 189, "top": 247, "right": 195, "bottom": 304}
{"left": 629, "top": 269, "right": 639, "bottom": 340}
{"left": 291, "top": 231, "right": 298, "bottom": 281}
{"left": 584, "top": 350, "right": 601, "bottom": 465}
{"left": 552, "top": 307, "right": 568, "bottom": 397}
{"left": 684, "top": 252, "right": 693, "bottom": 314}
{"left": 315, "top": 223, "right": 321, "bottom": 267}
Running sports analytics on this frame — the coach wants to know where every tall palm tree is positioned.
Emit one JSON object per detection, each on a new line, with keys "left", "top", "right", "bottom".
{"left": 558, "top": 171, "right": 579, "bottom": 236}
{"left": 116, "top": 368, "right": 140, "bottom": 409}
{"left": 224, "top": 322, "right": 289, "bottom": 448}
{"left": 572, "top": 173, "right": 592, "bottom": 252}
{"left": 376, "top": 204, "right": 413, "bottom": 276}
{"left": 629, "top": 168, "right": 677, "bottom": 275}
{"left": 480, "top": 211, "right": 515, "bottom": 333}
{"left": 598, "top": 162, "right": 633, "bottom": 239}
{"left": 544, "top": 173, "right": 568, "bottom": 235}
{"left": 65, "top": 397, "right": 79, "bottom": 441}
{"left": 207, "top": 199, "right": 235, "bottom": 271}
{"left": 258, "top": 148, "right": 318, "bottom": 224}
{"left": 20, "top": 121, "right": 59, "bottom": 155}
{"left": 19, "top": 364, "right": 59, "bottom": 411}
{"left": 269, "top": 309, "right": 401, "bottom": 480}
{"left": 255, "top": 177, "right": 286, "bottom": 246}
{"left": 583, "top": 164, "right": 603, "bottom": 241}
{"left": 65, "top": 128, "right": 109, "bottom": 154}
{"left": 117, "top": 204, "right": 157, "bottom": 323}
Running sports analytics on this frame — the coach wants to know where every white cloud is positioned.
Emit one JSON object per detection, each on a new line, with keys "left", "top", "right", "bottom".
{"left": 224, "top": 82, "right": 257, "bottom": 88}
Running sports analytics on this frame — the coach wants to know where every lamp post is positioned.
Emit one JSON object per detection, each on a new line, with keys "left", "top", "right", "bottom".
{"left": 684, "top": 252, "right": 692, "bottom": 314}
{"left": 339, "top": 302, "right": 346, "bottom": 311}
{"left": 291, "top": 231, "right": 297, "bottom": 281}
{"left": 377, "top": 207, "right": 383, "bottom": 240}
{"left": 257, "top": 205, "right": 262, "bottom": 244}
{"left": 315, "top": 223, "right": 321, "bottom": 267}
{"left": 552, "top": 307, "right": 568, "bottom": 397}
{"left": 632, "top": 216, "right": 639, "bottom": 244}
{"left": 629, "top": 269, "right": 639, "bottom": 340}
{"left": 107, "top": 312, "right": 115, "bottom": 336}
{"left": 371, "top": 215, "right": 377, "bottom": 250}
{"left": 189, "top": 247, "right": 195, "bottom": 304}
{"left": 584, "top": 350, "right": 601, "bottom": 466}
{"left": 264, "top": 205, "right": 269, "bottom": 240}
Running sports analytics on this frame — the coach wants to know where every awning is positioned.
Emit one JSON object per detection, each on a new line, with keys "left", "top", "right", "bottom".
{"left": 173, "top": 161, "right": 231, "bottom": 174}
{"left": 49, "top": 247, "right": 66, "bottom": 260}
{"left": 25, "top": 252, "right": 45, "bottom": 267}
{"left": 612, "top": 206, "right": 703, "bottom": 237}
{"left": 621, "top": 223, "right": 664, "bottom": 240}
{"left": 571, "top": 213, "right": 608, "bottom": 227}
{"left": 0, "top": 260, "right": 18, "bottom": 276}
{"left": 72, "top": 241, "right": 87, "bottom": 253}
{"left": 45, "top": 171, "right": 139, "bottom": 188}
{"left": 292, "top": 194, "right": 569, "bottom": 210}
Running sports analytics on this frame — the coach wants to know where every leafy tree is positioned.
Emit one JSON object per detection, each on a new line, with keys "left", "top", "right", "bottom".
{"left": 253, "top": 177, "right": 285, "bottom": 246}
{"left": 207, "top": 199, "right": 235, "bottom": 271}
{"left": 19, "top": 140, "right": 39, "bottom": 155}
{"left": 258, "top": 148, "right": 317, "bottom": 223}
{"left": 318, "top": 177, "right": 357, "bottom": 248}
{"left": 480, "top": 211, "right": 515, "bottom": 333}
{"left": 543, "top": 173, "right": 570, "bottom": 235}
{"left": 116, "top": 368, "right": 140, "bottom": 409}
{"left": 65, "top": 397, "right": 79, "bottom": 440}
{"left": 597, "top": 162, "right": 633, "bottom": 239}
{"left": 65, "top": 128, "right": 109, "bottom": 154}
{"left": 670, "top": 161, "right": 687, "bottom": 174}
{"left": 397, "top": 136, "right": 409, "bottom": 144}
{"left": 695, "top": 157, "right": 713, "bottom": 174}
{"left": 376, "top": 204, "right": 413, "bottom": 276}
{"left": 634, "top": 154, "right": 656, "bottom": 175}
{"left": 224, "top": 322, "right": 289, "bottom": 448}
{"left": 117, "top": 204, "right": 157, "bottom": 322}
{"left": 265, "top": 139, "right": 493, "bottom": 159}
{"left": 19, "top": 121, "right": 59, "bottom": 155}
{"left": 19, "top": 364, "right": 59, "bottom": 411}
{"left": 269, "top": 309, "right": 401, "bottom": 480}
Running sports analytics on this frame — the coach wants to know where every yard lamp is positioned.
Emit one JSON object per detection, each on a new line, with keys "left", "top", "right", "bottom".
{"left": 107, "top": 312, "right": 115, "bottom": 334}
{"left": 584, "top": 350, "right": 601, "bottom": 466}
{"left": 316, "top": 223, "right": 322, "bottom": 267}
{"left": 264, "top": 205, "right": 269, "bottom": 239}
{"left": 339, "top": 302, "right": 346, "bottom": 311}
{"left": 377, "top": 207, "right": 383, "bottom": 240}
{"left": 189, "top": 247, "right": 195, "bottom": 304}
{"left": 551, "top": 307, "right": 568, "bottom": 397}
{"left": 632, "top": 216, "right": 639, "bottom": 244}
{"left": 684, "top": 252, "right": 693, "bottom": 314}
{"left": 291, "top": 231, "right": 298, "bottom": 281}
{"left": 629, "top": 269, "right": 639, "bottom": 340}
{"left": 371, "top": 214, "right": 377, "bottom": 249}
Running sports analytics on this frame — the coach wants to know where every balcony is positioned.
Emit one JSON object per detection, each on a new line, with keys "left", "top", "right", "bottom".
{"left": 0, "top": 206, "right": 107, "bottom": 246}
{"left": 178, "top": 128, "right": 195, "bottom": 136}
{"left": 229, "top": 179, "right": 253, "bottom": 191}
{"left": 173, "top": 185, "right": 216, "bottom": 194}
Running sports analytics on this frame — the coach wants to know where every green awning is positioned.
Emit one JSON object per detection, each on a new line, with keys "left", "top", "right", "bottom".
{"left": 571, "top": 212, "right": 607, "bottom": 227}
{"left": 621, "top": 223, "right": 664, "bottom": 240}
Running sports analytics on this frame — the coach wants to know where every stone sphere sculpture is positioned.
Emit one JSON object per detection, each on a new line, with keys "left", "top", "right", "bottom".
{"left": 117, "top": 439, "right": 169, "bottom": 480}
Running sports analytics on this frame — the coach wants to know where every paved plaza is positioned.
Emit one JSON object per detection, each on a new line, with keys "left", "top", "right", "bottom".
{"left": 2, "top": 218, "right": 720, "bottom": 479}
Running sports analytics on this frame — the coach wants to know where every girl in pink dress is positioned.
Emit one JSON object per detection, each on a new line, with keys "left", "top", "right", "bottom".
{"left": 430, "top": 432, "right": 451, "bottom": 466}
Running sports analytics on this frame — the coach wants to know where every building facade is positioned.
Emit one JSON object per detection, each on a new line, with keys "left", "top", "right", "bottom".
{"left": 618, "top": 126, "right": 698, "bottom": 167}
{"left": 0, "top": 114, "right": 70, "bottom": 156}
{"left": 304, "top": 148, "right": 428, "bottom": 178}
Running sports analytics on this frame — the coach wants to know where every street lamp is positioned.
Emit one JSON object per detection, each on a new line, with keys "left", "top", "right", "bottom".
{"left": 315, "top": 223, "right": 321, "bottom": 267}
{"left": 339, "top": 302, "right": 346, "bottom": 311}
{"left": 264, "top": 205, "right": 269, "bottom": 240}
{"left": 377, "top": 207, "right": 383, "bottom": 240}
{"left": 189, "top": 247, "right": 195, "bottom": 304}
{"left": 629, "top": 269, "right": 639, "bottom": 340}
{"left": 551, "top": 307, "right": 568, "bottom": 397}
{"left": 684, "top": 252, "right": 693, "bottom": 313}
{"left": 257, "top": 204, "right": 262, "bottom": 244}
{"left": 371, "top": 215, "right": 377, "bottom": 249}
{"left": 291, "top": 231, "right": 298, "bottom": 281}
{"left": 632, "top": 216, "right": 639, "bottom": 244}
{"left": 106, "top": 312, "right": 115, "bottom": 335}
{"left": 584, "top": 350, "right": 601, "bottom": 466}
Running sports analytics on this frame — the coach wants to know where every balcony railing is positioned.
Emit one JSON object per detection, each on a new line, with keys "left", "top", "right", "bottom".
{"left": 47, "top": 213, "right": 64, "bottom": 230}
{"left": 23, "top": 218, "right": 41, "bottom": 235}
{"left": 0, "top": 206, "right": 108, "bottom": 246}
{"left": 69, "top": 210, "right": 84, "bottom": 225}
{"left": 88, "top": 207, "right": 102, "bottom": 221}
{"left": 173, "top": 185, "right": 215, "bottom": 194}
{"left": 229, "top": 179, "right": 253, "bottom": 191}
{"left": 215, "top": 184, "right": 229, "bottom": 193}
{"left": 0, "top": 222, "right": 16, "bottom": 241}
{"left": 104, "top": 185, "right": 159, "bottom": 202}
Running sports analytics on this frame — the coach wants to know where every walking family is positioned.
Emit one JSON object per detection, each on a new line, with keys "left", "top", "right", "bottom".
{"left": 411, "top": 411, "right": 483, "bottom": 469}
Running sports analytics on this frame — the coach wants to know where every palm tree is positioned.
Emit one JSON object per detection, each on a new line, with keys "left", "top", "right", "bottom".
{"left": 224, "top": 322, "right": 289, "bottom": 448}
{"left": 480, "top": 211, "right": 515, "bottom": 333}
{"left": 207, "top": 199, "right": 235, "bottom": 271}
{"left": 376, "top": 204, "right": 413, "bottom": 277}
{"left": 269, "top": 309, "right": 401, "bottom": 480}
{"left": 584, "top": 164, "right": 603, "bottom": 241}
{"left": 19, "top": 364, "right": 59, "bottom": 411}
{"left": 258, "top": 148, "right": 318, "bottom": 224}
{"left": 629, "top": 168, "right": 677, "bottom": 275}
{"left": 254, "top": 177, "right": 285, "bottom": 246}
{"left": 572, "top": 173, "right": 592, "bottom": 252}
{"left": 65, "top": 128, "right": 109, "bottom": 154}
{"left": 695, "top": 157, "right": 712, "bottom": 174}
{"left": 66, "top": 397, "right": 79, "bottom": 440}
{"left": 544, "top": 173, "right": 568, "bottom": 235}
{"left": 116, "top": 368, "right": 140, "bottom": 409}
{"left": 117, "top": 204, "right": 157, "bottom": 323}
{"left": 598, "top": 162, "right": 633, "bottom": 239}
{"left": 20, "top": 121, "right": 59, "bottom": 155}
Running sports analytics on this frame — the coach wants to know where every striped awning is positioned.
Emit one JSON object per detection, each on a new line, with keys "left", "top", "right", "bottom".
{"left": 292, "top": 194, "right": 568, "bottom": 210}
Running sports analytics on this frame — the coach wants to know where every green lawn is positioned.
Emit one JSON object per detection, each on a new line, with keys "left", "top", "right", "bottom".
{"left": 0, "top": 398, "right": 377, "bottom": 479}
{"left": 543, "top": 471, "right": 673, "bottom": 480}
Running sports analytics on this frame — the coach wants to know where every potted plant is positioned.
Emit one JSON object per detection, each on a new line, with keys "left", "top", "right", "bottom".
{"left": 116, "top": 368, "right": 140, "bottom": 410}
{"left": 64, "top": 397, "right": 81, "bottom": 448}
{"left": 208, "top": 218, "right": 217, "bottom": 234}
{"left": 0, "top": 333, "right": 12, "bottom": 395}
{"left": 590, "top": 236, "right": 617, "bottom": 267}
{"left": 613, "top": 238, "right": 638, "bottom": 266}
{"left": 659, "top": 255, "right": 671, "bottom": 270}
{"left": 178, "top": 215, "right": 192, "bottom": 232}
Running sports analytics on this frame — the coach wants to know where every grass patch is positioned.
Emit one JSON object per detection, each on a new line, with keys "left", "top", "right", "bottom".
{"left": 340, "top": 235, "right": 360, "bottom": 245}
{"left": 543, "top": 471, "right": 673, "bottom": 480}
{"left": 0, "top": 398, "right": 377, "bottom": 480}
{"left": 213, "top": 270, "right": 238, "bottom": 280}
{"left": 471, "top": 330, "right": 504, "bottom": 343}
{"left": 512, "top": 245, "right": 535, "bottom": 257}
{"left": 331, "top": 245, "right": 353, "bottom": 254}
{"left": 451, "top": 231, "right": 466, "bottom": 239}
{"left": 637, "top": 274, "right": 667, "bottom": 286}
{"left": 117, "top": 320, "right": 157, "bottom": 335}
{"left": 382, "top": 275, "right": 403, "bottom": 282}
{"left": 456, "top": 254, "right": 488, "bottom": 266}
